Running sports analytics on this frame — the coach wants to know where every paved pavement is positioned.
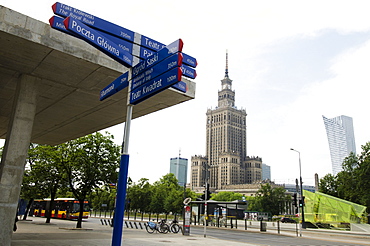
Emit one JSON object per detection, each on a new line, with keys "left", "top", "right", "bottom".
{"left": 11, "top": 216, "right": 370, "bottom": 246}
{"left": 11, "top": 217, "right": 257, "bottom": 246}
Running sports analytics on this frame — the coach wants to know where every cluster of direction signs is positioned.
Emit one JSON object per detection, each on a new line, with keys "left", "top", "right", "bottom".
{"left": 49, "top": 2, "right": 197, "bottom": 105}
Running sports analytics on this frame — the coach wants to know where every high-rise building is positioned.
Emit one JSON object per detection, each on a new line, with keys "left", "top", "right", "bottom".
{"left": 191, "top": 52, "right": 262, "bottom": 191}
{"left": 322, "top": 115, "right": 356, "bottom": 176}
{"left": 170, "top": 156, "right": 188, "bottom": 187}
{"left": 262, "top": 163, "right": 271, "bottom": 181}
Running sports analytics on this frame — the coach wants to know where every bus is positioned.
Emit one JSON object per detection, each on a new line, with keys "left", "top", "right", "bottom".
{"left": 32, "top": 198, "right": 90, "bottom": 219}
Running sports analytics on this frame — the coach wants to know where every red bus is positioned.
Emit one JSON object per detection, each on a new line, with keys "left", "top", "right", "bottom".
{"left": 33, "top": 198, "right": 89, "bottom": 219}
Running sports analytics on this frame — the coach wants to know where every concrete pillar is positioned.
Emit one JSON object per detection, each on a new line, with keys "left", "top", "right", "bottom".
{"left": 0, "top": 74, "right": 38, "bottom": 245}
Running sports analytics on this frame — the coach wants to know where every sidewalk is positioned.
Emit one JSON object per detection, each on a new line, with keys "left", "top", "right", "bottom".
{"left": 11, "top": 217, "right": 370, "bottom": 246}
{"left": 11, "top": 217, "right": 257, "bottom": 246}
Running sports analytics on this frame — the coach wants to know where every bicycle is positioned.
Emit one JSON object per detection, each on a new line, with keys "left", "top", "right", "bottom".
{"left": 169, "top": 219, "right": 181, "bottom": 233}
{"left": 145, "top": 219, "right": 169, "bottom": 234}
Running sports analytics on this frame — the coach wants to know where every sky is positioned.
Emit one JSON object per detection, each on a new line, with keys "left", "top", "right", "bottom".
{"left": 2, "top": 0, "right": 370, "bottom": 187}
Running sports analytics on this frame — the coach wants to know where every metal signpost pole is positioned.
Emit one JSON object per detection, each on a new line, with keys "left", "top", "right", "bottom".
{"left": 290, "top": 148, "right": 305, "bottom": 237}
{"left": 203, "top": 183, "right": 208, "bottom": 238}
{"left": 112, "top": 72, "right": 133, "bottom": 246}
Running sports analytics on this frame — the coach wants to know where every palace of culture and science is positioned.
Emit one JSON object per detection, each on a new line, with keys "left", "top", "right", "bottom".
{"left": 191, "top": 53, "right": 263, "bottom": 192}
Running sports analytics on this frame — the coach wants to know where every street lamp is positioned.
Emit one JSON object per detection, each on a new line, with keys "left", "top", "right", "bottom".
{"left": 290, "top": 148, "right": 306, "bottom": 229}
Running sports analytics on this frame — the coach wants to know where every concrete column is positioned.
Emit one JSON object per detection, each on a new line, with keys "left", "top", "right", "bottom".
{"left": 0, "top": 74, "right": 38, "bottom": 245}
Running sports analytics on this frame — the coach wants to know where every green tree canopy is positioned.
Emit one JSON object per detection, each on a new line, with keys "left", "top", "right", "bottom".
{"left": 124, "top": 173, "right": 198, "bottom": 216}
{"left": 126, "top": 178, "right": 152, "bottom": 213}
{"left": 249, "top": 183, "right": 289, "bottom": 216}
{"left": 61, "top": 132, "right": 120, "bottom": 228}
{"left": 318, "top": 173, "right": 338, "bottom": 197}
{"left": 210, "top": 191, "right": 243, "bottom": 201}
{"left": 23, "top": 144, "right": 67, "bottom": 223}
{"left": 319, "top": 142, "right": 370, "bottom": 208}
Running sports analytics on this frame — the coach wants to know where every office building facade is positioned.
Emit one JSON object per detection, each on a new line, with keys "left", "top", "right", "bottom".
{"left": 170, "top": 157, "right": 188, "bottom": 187}
{"left": 262, "top": 163, "right": 271, "bottom": 181}
{"left": 323, "top": 115, "right": 356, "bottom": 176}
{"left": 191, "top": 53, "right": 262, "bottom": 191}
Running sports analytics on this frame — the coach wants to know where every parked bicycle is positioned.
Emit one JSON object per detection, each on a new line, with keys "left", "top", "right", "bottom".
{"left": 146, "top": 219, "right": 169, "bottom": 234}
{"left": 169, "top": 219, "right": 181, "bottom": 233}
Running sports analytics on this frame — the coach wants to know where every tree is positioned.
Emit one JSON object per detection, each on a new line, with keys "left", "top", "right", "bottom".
{"left": 319, "top": 142, "right": 370, "bottom": 208}
{"left": 23, "top": 144, "right": 66, "bottom": 223}
{"left": 210, "top": 191, "right": 243, "bottom": 201}
{"left": 89, "top": 185, "right": 116, "bottom": 212}
{"left": 149, "top": 174, "right": 181, "bottom": 215}
{"left": 126, "top": 178, "right": 152, "bottom": 214}
{"left": 250, "top": 183, "right": 289, "bottom": 216}
{"left": 60, "top": 132, "right": 120, "bottom": 228}
{"left": 337, "top": 152, "right": 360, "bottom": 203}
{"left": 318, "top": 173, "right": 338, "bottom": 197}
{"left": 356, "top": 142, "right": 370, "bottom": 208}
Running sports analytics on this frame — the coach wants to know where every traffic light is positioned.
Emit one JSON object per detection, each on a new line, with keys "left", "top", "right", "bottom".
{"left": 299, "top": 196, "right": 305, "bottom": 207}
{"left": 292, "top": 193, "right": 297, "bottom": 207}
{"left": 200, "top": 183, "right": 211, "bottom": 200}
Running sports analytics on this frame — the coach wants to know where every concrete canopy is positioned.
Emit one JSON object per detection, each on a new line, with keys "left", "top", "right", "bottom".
{"left": 0, "top": 6, "right": 196, "bottom": 145}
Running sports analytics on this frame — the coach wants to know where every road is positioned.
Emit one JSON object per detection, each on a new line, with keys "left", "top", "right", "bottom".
{"left": 87, "top": 217, "right": 370, "bottom": 246}
{"left": 185, "top": 224, "right": 370, "bottom": 246}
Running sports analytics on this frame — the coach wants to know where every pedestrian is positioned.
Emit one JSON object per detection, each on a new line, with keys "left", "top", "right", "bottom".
{"left": 13, "top": 215, "right": 18, "bottom": 232}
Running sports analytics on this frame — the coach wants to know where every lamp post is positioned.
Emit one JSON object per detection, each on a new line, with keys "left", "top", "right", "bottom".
{"left": 290, "top": 148, "right": 306, "bottom": 230}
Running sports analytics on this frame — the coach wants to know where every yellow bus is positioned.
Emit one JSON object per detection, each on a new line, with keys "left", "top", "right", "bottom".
{"left": 33, "top": 198, "right": 89, "bottom": 219}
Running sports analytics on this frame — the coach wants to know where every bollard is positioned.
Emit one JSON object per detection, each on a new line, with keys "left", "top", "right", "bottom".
{"left": 260, "top": 221, "right": 266, "bottom": 232}
{"left": 244, "top": 219, "right": 247, "bottom": 230}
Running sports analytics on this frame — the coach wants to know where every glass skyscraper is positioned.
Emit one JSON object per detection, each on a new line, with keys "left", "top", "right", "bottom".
{"left": 170, "top": 157, "right": 188, "bottom": 187}
{"left": 322, "top": 115, "right": 356, "bottom": 176}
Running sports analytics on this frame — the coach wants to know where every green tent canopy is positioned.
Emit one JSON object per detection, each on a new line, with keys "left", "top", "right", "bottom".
{"left": 304, "top": 190, "right": 367, "bottom": 226}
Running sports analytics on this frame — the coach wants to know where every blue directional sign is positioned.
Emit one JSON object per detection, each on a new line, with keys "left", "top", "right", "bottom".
{"left": 130, "top": 67, "right": 182, "bottom": 105}
{"left": 50, "top": 16, "right": 154, "bottom": 63}
{"left": 53, "top": 2, "right": 164, "bottom": 51}
{"left": 100, "top": 71, "right": 129, "bottom": 101}
{"left": 49, "top": 16, "right": 72, "bottom": 35}
{"left": 53, "top": 2, "right": 135, "bottom": 42}
{"left": 131, "top": 39, "right": 183, "bottom": 78}
{"left": 181, "top": 64, "right": 197, "bottom": 79}
{"left": 132, "top": 53, "right": 183, "bottom": 90}
{"left": 63, "top": 17, "right": 133, "bottom": 67}
{"left": 171, "top": 81, "right": 187, "bottom": 93}
{"left": 52, "top": 3, "right": 197, "bottom": 68}
{"left": 182, "top": 53, "right": 197, "bottom": 68}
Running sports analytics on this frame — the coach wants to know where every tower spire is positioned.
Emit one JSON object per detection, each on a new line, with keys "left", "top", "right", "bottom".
{"left": 225, "top": 49, "right": 229, "bottom": 78}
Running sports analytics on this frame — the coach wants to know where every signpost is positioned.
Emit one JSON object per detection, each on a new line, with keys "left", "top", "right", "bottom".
{"left": 131, "top": 53, "right": 183, "bottom": 89}
{"left": 50, "top": 15, "right": 154, "bottom": 62}
{"left": 171, "top": 81, "right": 187, "bottom": 93}
{"left": 100, "top": 71, "right": 129, "bottom": 101}
{"left": 131, "top": 39, "right": 183, "bottom": 78}
{"left": 52, "top": 2, "right": 135, "bottom": 43}
{"left": 63, "top": 17, "right": 134, "bottom": 67}
{"left": 50, "top": 3, "right": 197, "bottom": 246}
{"left": 130, "top": 67, "right": 183, "bottom": 105}
{"left": 52, "top": 2, "right": 197, "bottom": 67}
{"left": 181, "top": 64, "right": 197, "bottom": 79}
{"left": 52, "top": 2, "right": 163, "bottom": 50}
